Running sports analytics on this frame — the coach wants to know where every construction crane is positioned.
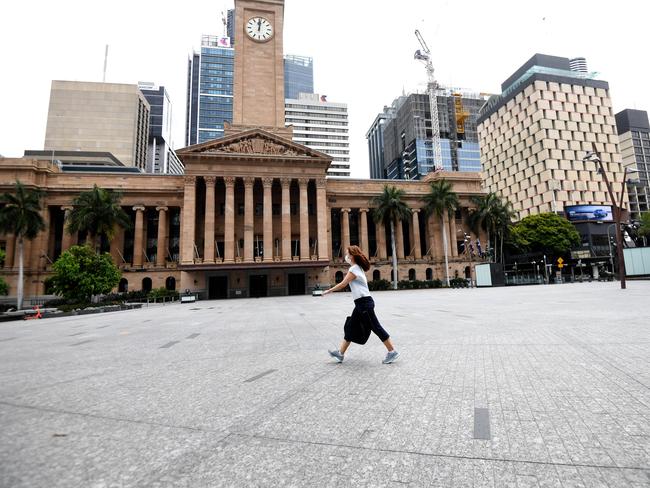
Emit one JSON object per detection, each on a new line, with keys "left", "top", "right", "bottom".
{"left": 453, "top": 93, "right": 469, "bottom": 138}
{"left": 414, "top": 30, "right": 442, "bottom": 171}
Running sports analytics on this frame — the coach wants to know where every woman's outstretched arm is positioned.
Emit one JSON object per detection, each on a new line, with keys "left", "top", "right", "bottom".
{"left": 322, "top": 271, "right": 356, "bottom": 295}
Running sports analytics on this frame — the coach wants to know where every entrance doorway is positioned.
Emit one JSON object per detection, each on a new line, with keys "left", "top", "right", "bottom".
{"left": 208, "top": 276, "right": 228, "bottom": 300}
{"left": 288, "top": 273, "right": 306, "bottom": 296}
{"left": 249, "top": 275, "right": 268, "bottom": 298}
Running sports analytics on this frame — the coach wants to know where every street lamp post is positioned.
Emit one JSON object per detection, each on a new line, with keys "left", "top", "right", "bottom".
{"left": 606, "top": 223, "right": 617, "bottom": 274}
{"left": 458, "top": 230, "right": 473, "bottom": 287}
{"left": 582, "top": 151, "right": 639, "bottom": 290}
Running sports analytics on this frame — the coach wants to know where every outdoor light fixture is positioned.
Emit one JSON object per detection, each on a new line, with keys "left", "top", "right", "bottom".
{"left": 581, "top": 151, "right": 639, "bottom": 290}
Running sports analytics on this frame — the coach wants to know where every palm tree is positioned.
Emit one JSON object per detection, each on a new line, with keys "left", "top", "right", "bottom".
{"left": 469, "top": 193, "right": 517, "bottom": 263}
{"left": 495, "top": 200, "right": 518, "bottom": 264}
{"left": 67, "top": 185, "right": 132, "bottom": 252}
{"left": 0, "top": 181, "right": 46, "bottom": 310}
{"left": 421, "top": 179, "right": 459, "bottom": 287}
{"left": 468, "top": 192, "right": 500, "bottom": 260}
{"left": 372, "top": 185, "right": 412, "bottom": 290}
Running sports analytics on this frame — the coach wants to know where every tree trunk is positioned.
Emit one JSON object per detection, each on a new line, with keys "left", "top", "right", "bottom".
{"left": 17, "top": 237, "right": 24, "bottom": 310}
{"left": 441, "top": 215, "right": 450, "bottom": 287}
{"left": 500, "top": 231, "right": 505, "bottom": 264}
{"left": 390, "top": 219, "right": 398, "bottom": 290}
{"left": 87, "top": 233, "right": 100, "bottom": 252}
{"left": 486, "top": 230, "right": 492, "bottom": 262}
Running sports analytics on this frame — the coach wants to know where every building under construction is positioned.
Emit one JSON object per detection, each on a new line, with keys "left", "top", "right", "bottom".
{"left": 373, "top": 89, "right": 489, "bottom": 180}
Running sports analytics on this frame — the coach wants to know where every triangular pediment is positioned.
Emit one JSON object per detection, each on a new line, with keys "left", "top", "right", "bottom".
{"left": 176, "top": 128, "right": 330, "bottom": 161}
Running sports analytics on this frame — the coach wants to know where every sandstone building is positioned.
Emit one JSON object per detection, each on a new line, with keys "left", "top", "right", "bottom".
{"left": 478, "top": 54, "right": 627, "bottom": 218}
{"left": 0, "top": 0, "right": 484, "bottom": 300}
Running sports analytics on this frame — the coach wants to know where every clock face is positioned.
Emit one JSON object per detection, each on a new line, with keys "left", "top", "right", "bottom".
{"left": 246, "top": 17, "right": 274, "bottom": 42}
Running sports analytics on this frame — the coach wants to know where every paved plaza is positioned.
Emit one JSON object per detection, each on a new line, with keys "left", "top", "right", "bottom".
{"left": 0, "top": 282, "right": 649, "bottom": 487}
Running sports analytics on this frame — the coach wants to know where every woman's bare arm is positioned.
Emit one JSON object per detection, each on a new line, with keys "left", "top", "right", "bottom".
{"left": 323, "top": 271, "right": 356, "bottom": 295}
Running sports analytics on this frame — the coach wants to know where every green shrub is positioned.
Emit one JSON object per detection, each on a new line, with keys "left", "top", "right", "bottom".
{"left": 48, "top": 246, "right": 121, "bottom": 302}
{"left": 449, "top": 277, "right": 469, "bottom": 288}
{"left": 368, "top": 279, "right": 392, "bottom": 291}
{"left": 0, "top": 276, "right": 9, "bottom": 296}
{"left": 148, "top": 287, "right": 179, "bottom": 299}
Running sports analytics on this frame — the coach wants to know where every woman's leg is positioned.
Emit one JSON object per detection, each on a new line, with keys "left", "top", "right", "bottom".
{"left": 365, "top": 307, "right": 394, "bottom": 351}
{"left": 339, "top": 340, "right": 351, "bottom": 354}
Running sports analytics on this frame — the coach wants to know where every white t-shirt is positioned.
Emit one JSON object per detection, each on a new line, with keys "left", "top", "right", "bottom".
{"left": 348, "top": 264, "right": 371, "bottom": 300}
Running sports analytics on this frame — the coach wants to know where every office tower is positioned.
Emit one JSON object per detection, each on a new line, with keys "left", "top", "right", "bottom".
{"left": 284, "top": 55, "right": 314, "bottom": 100}
{"left": 138, "top": 82, "right": 184, "bottom": 174}
{"left": 380, "top": 90, "right": 488, "bottom": 180}
{"left": 616, "top": 109, "right": 650, "bottom": 219}
{"left": 44, "top": 81, "right": 149, "bottom": 170}
{"left": 478, "top": 54, "right": 626, "bottom": 218}
{"left": 285, "top": 93, "right": 350, "bottom": 177}
{"left": 185, "top": 35, "right": 235, "bottom": 146}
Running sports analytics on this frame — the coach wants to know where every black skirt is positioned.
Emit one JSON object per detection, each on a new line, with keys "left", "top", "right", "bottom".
{"left": 343, "top": 311, "right": 372, "bottom": 345}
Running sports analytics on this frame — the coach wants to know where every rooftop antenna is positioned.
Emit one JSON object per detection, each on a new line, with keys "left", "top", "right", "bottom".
{"left": 221, "top": 11, "right": 228, "bottom": 37}
{"left": 102, "top": 45, "right": 109, "bottom": 82}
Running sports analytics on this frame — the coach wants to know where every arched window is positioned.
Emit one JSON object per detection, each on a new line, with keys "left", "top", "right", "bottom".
{"left": 142, "top": 277, "right": 153, "bottom": 293}
{"left": 408, "top": 269, "right": 416, "bottom": 281}
{"left": 426, "top": 268, "right": 433, "bottom": 280}
{"left": 373, "top": 270, "right": 380, "bottom": 281}
{"left": 118, "top": 278, "right": 128, "bottom": 293}
{"left": 165, "top": 276, "right": 176, "bottom": 291}
{"left": 335, "top": 271, "right": 344, "bottom": 284}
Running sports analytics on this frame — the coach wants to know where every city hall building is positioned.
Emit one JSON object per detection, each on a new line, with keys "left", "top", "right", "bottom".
{"left": 0, "top": 0, "right": 485, "bottom": 299}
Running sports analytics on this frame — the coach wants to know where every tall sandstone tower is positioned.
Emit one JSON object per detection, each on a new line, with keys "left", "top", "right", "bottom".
{"left": 232, "top": 0, "right": 286, "bottom": 129}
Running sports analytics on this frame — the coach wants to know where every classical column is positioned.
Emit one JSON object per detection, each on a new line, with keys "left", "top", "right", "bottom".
{"left": 133, "top": 206, "right": 146, "bottom": 267}
{"left": 4, "top": 235, "right": 15, "bottom": 268}
{"left": 156, "top": 206, "right": 168, "bottom": 267}
{"left": 224, "top": 177, "right": 236, "bottom": 263}
{"left": 30, "top": 207, "right": 49, "bottom": 271}
{"left": 181, "top": 176, "right": 197, "bottom": 265}
{"left": 412, "top": 209, "right": 422, "bottom": 259}
{"left": 340, "top": 208, "right": 351, "bottom": 255}
{"left": 263, "top": 178, "right": 274, "bottom": 262}
{"left": 427, "top": 214, "right": 436, "bottom": 258}
{"left": 57, "top": 206, "right": 73, "bottom": 254}
{"left": 243, "top": 177, "right": 255, "bottom": 262}
{"left": 316, "top": 178, "right": 329, "bottom": 261}
{"left": 298, "top": 178, "right": 310, "bottom": 260}
{"left": 449, "top": 213, "right": 458, "bottom": 257}
{"left": 110, "top": 225, "right": 125, "bottom": 265}
{"left": 376, "top": 218, "right": 387, "bottom": 260}
{"left": 396, "top": 219, "right": 405, "bottom": 259}
{"left": 203, "top": 176, "right": 216, "bottom": 263}
{"left": 359, "top": 208, "right": 369, "bottom": 257}
{"left": 327, "top": 205, "right": 333, "bottom": 259}
{"left": 281, "top": 178, "right": 292, "bottom": 261}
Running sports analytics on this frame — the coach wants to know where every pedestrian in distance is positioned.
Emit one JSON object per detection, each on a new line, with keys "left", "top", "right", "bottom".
{"left": 322, "top": 245, "right": 400, "bottom": 364}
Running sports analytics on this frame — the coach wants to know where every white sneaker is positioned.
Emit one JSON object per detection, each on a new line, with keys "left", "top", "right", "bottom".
{"left": 328, "top": 349, "right": 344, "bottom": 363}
{"left": 382, "top": 351, "right": 400, "bottom": 364}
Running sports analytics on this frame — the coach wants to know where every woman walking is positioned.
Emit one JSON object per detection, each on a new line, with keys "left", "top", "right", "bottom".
{"left": 323, "top": 245, "right": 400, "bottom": 364}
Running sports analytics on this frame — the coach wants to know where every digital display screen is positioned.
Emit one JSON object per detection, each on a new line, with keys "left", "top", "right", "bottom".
{"left": 565, "top": 205, "right": 614, "bottom": 222}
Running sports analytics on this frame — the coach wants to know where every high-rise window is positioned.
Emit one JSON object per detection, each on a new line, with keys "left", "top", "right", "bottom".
{"left": 186, "top": 39, "right": 234, "bottom": 146}
{"left": 284, "top": 55, "right": 314, "bottom": 100}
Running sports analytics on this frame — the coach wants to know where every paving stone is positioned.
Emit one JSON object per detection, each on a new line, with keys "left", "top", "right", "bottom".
{"left": 0, "top": 282, "right": 648, "bottom": 486}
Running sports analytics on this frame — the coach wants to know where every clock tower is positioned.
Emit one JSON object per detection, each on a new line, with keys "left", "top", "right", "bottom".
{"left": 232, "top": 0, "right": 286, "bottom": 129}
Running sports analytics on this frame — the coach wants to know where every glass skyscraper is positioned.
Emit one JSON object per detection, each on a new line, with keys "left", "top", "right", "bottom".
{"left": 138, "top": 82, "right": 184, "bottom": 175}
{"left": 284, "top": 55, "right": 314, "bottom": 100}
{"left": 379, "top": 91, "right": 488, "bottom": 180}
{"left": 185, "top": 35, "right": 234, "bottom": 146}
